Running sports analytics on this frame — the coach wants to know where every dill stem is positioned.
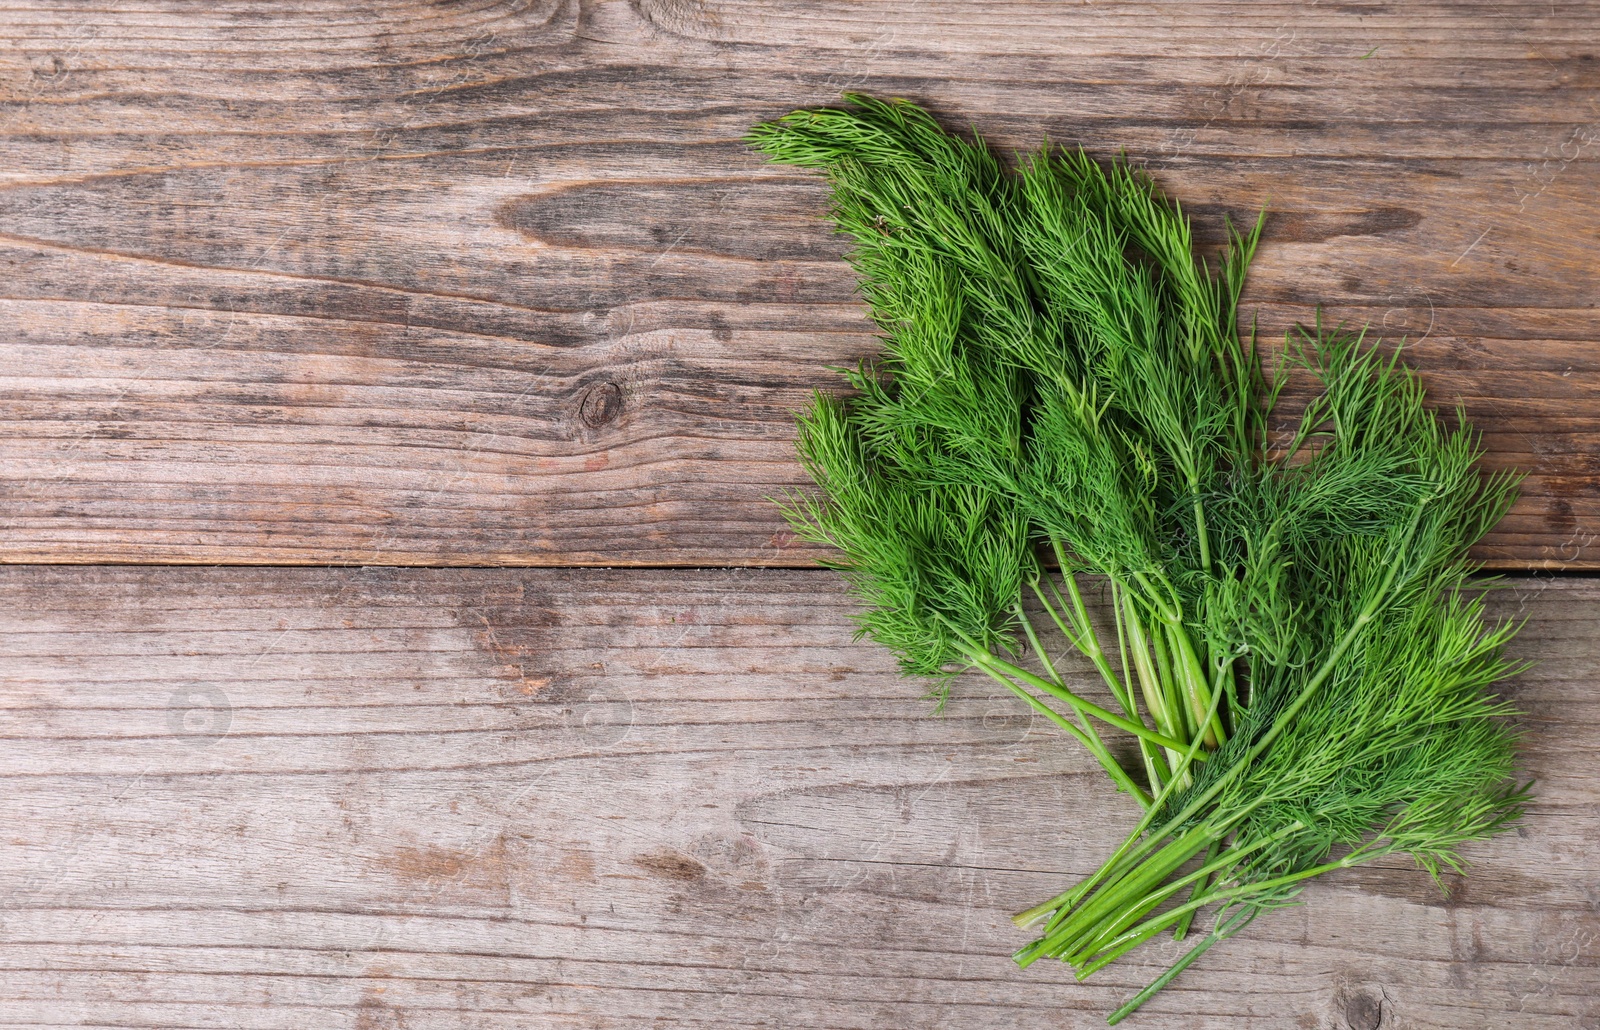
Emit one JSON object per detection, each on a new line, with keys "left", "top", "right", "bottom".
{"left": 1105, "top": 906, "right": 1259, "bottom": 1026}
{"left": 1149, "top": 623, "right": 1182, "bottom": 737}
{"left": 1083, "top": 845, "right": 1360, "bottom": 977}
{"left": 974, "top": 651, "right": 1199, "bottom": 756}
{"left": 1019, "top": 656, "right": 1229, "bottom": 945}
{"left": 1015, "top": 597, "right": 1066, "bottom": 685}
{"left": 1120, "top": 591, "right": 1186, "bottom": 784}
{"left": 1012, "top": 600, "right": 1152, "bottom": 811}
{"left": 1042, "top": 540, "right": 1138, "bottom": 712}
{"left": 1035, "top": 823, "right": 1215, "bottom": 963}
{"left": 1109, "top": 578, "right": 1133, "bottom": 695}
{"left": 1014, "top": 890, "right": 1080, "bottom": 932}
{"left": 1214, "top": 651, "right": 1241, "bottom": 731}
{"left": 1064, "top": 819, "right": 1304, "bottom": 968}
{"left": 1191, "top": 495, "right": 1212, "bottom": 574}
{"left": 1035, "top": 579, "right": 1166, "bottom": 796}
{"left": 1040, "top": 575, "right": 1172, "bottom": 792}
{"left": 1130, "top": 570, "right": 1181, "bottom": 625}
{"left": 1165, "top": 621, "right": 1224, "bottom": 748}
{"left": 1065, "top": 831, "right": 1248, "bottom": 962}
{"left": 1075, "top": 913, "right": 1169, "bottom": 982}
{"left": 1101, "top": 577, "right": 1166, "bottom": 793}
{"left": 1029, "top": 579, "right": 1134, "bottom": 717}
{"left": 969, "top": 662, "right": 1091, "bottom": 747}
{"left": 973, "top": 662, "right": 1153, "bottom": 809}
{"left": 1057, "top": 575, "right": 1130, "bottom": 705}
{"left": 1172, "top": 838, "right": 1222, "bottom": 941}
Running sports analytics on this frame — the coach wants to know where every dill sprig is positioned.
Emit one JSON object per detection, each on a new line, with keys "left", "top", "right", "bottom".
{"left": 749, "top": 94, "right": 1526, "bottom": 1022}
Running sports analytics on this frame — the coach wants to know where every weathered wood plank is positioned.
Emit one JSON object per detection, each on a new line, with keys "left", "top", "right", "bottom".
{"left": 0, "top": 565, "right": 1594, "bottom": 1028}
{"left": 0, "top": 1, "right": 1597, "bottom": 566}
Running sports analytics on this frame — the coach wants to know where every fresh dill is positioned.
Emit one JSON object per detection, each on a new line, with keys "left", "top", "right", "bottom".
{"left": 749, "top": 94, "right": 1527, "bottom": 1022}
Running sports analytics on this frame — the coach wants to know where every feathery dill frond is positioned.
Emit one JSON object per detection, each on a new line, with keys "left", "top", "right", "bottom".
{"left": 751, "top": 94, "right": 1527, "bottom": 1022}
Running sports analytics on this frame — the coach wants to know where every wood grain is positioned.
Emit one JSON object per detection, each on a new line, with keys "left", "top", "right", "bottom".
{"left": 0, "top": 565, "right": 1593, "bottom": 1028}
{"left": 0, "top": 2, "right": 1597, "bottom": 566}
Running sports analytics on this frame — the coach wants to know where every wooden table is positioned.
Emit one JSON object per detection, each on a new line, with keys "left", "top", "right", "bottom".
{"left": 1, "top": 3, "right": 1597, "bottom": 1026}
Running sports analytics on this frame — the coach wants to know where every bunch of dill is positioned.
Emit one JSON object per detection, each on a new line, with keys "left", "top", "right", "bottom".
{"left": 748, "top": 94, "right": 1527, "bottom": 1022}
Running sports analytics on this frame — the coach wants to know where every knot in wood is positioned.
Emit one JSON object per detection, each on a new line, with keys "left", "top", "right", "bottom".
{"left": 579, "top": 381, "right": 623, "bottom": 428}
{"left": 1344, "top": 989, "right": 1384, "bottom": 1030}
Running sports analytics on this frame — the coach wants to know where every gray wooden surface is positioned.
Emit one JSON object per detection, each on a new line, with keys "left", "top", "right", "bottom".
{"left": 0, "top": 566, "right": 1593, "bottom": 1028}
